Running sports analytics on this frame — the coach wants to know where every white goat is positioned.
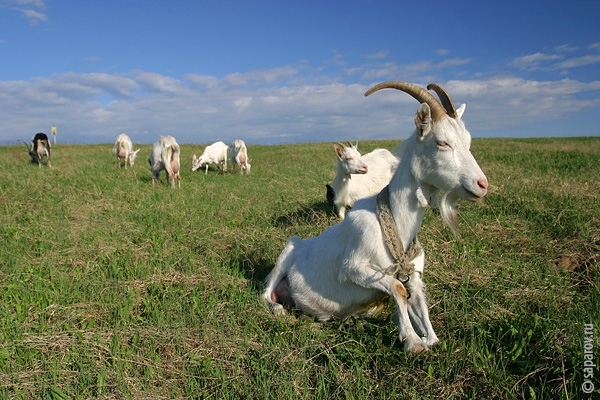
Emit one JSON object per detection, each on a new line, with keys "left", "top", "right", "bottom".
{"left": 331, "top": 142, "right": 399, "bottom": 220}
{"left": 229, "top": 139, "right": 251, "bottom": 174}
{"left": 112, "top": 133, "right": 140, "bottom": 169}
{"left": 149, "top": 135, "right": 181, "bottom": 188}
{"left": 263, "top": 81, "right": 488, "bottom": 353}
{"left": 30, "top": 132, "right": 51, "bottom": 168}
{"left": 192, "top": 141, "right": 229, "bottom": 174}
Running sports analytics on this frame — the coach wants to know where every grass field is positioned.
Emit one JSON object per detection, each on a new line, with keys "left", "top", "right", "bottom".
{"left": 0, "top": 137, "right": 599, "bottom": 399}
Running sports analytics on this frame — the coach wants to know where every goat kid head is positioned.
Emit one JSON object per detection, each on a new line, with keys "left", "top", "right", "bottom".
{"left": 128, "top": 149, "right": 140, "bottom": 166}
{"left": 334, "top": 141, "right": 368, "bottom": 175}
{"left": 365, "top": 81, "right": 488, "bottom": 232}
{"left": 191, "top": 154, "right": 202, "bottom": 171}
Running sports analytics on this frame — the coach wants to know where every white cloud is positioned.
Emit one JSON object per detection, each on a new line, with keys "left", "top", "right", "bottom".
{"left": 1, "top": 0, "right": 48, "bottom": 25}
{"left": 1, "top": 56, "right": 599, "bottom": 145}
{"left": 510, "top": 52, "right": 563, "bottom": 70}
{"left": 19, "top": 7, "right": 46, "bottom": 24}
{"left": 135, "top": 72, "right": 183, "bottom": 93}
{"left": 367, "top": 50, "right": 388, "bottom": 60}
{"left": 554, "top": 55, "right": 600, "bottom": 69}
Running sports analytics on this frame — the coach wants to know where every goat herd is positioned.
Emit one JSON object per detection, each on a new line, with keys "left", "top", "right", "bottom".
{"left": 26, "top": 81, "right": 489, "bottom": 354}
{"left": 28, "top": 132, "right": 251, "bottom": 190}
{"left": 112, "top": 134, "right": 252, "bottom": 189}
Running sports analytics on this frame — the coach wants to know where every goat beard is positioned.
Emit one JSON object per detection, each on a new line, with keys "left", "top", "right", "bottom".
{"left": 439, "top": 191, "right": 459, "bottom": 236}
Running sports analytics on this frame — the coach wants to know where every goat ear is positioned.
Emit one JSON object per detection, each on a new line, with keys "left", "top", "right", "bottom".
{"left": 414, "top": 103, "right": 433, "bottom": 138}
{"left": 456, "top": 103, "right": 466, "bottom": 119}
{"left": 334, "top": 144, "right": 344, "bottom": 160}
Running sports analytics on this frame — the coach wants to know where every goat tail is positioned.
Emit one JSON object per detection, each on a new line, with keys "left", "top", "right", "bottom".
{"left": 262, "top": 236, "right": 301, "bottom": 316}
{"left": 162, "top": 142, "right": 180, "bottom": 177}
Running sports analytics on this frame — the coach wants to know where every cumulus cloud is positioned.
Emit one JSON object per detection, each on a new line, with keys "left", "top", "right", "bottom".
{"left": 1, "top": 53, "right": 599, "bottom": 145}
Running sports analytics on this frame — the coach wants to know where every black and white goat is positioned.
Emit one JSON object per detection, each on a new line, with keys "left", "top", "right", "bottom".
{"left": 30, "top": 132, "right": 51, "bottom": 168}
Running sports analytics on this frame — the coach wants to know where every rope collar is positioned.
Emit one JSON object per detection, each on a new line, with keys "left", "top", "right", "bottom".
{"left": 376, "top": 185, "right": 423, "bottom": 283}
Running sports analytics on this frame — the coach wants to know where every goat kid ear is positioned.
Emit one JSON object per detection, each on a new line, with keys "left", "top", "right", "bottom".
{"left": 334, "top": 144, "right": 344, "bottom": 160}
{"left": 414, "top": 103, "right": 433, "bottom": 139}
{"left": 456, "top": 103, "right": 466, "bottom": 119}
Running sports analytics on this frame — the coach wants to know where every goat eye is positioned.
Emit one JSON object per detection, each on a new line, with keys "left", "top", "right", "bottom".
{"left": 437, "top": 141, "right": 451, "bottom": 149}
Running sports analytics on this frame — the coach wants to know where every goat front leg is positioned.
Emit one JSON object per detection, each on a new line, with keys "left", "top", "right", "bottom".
{"left": 348, "top": 263, "right": 427, "bottom": 353}
{"left": 390, "top": 279, "right": 429, "bottom": 353}
{"left": 405, "top": 252, "right": 439, "bottom": 347}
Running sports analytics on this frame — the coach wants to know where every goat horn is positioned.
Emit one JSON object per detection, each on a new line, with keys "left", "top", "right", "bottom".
{"left": 364, "top": 81, "right": 447, "bottom": 121}
{"left": 427, "top": 83, "right": 457, "bottom": 118}
{"left": 337, "top": 142, "right": 346, "bottom": 148}
{"left": 347, "top": 141, "right": 355, "bottom": 148}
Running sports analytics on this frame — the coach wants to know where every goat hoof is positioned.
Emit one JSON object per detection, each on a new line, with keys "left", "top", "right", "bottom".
{"left": 424, "top": 334, "right": 439, "bottom": 347}
{"left": 404, "top": 337, "right": 429, "bottom": 353}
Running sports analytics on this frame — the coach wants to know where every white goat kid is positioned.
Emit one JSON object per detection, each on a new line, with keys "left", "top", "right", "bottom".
{"left": 113, "top": 133, "right": 140, "bottom": 169}
{"left": 149, "top": 135, "right": 181, "bottom": 188}
{"left": 332, "top": 142, "right": 399, "bottom": 220}
{"left": 230, "top": 139, "right": 251, "bottom": 174}
{"left": 263, "top": 81, "right": 488, "bottom": 353}
{"left": 192, "top": 141, "right": 229, "bottom": 174}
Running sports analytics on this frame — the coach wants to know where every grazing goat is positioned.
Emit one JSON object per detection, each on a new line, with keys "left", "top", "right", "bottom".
{"left": 331, "top": 141, "right": 399, "bottom": 220}
{"left": 112, "top": 133, "right": 140, "bottom": 168}
{"left": 192, "top": 141, "right": 229, "bottom": 174}
{"left": 149, "top": 135, "right": 181, "bottom": 188}
{"left": 30, "top": 132, "right": 51, "bottom": 168}
{"left": 263, "top": 81, "right": 488, "bottom": 353}
{"left": 229, "top": 139, "right": 251, "bottom": 174}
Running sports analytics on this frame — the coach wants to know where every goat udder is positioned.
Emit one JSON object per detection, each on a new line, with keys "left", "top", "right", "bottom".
{"left": 170, "top": 160, "right": 180, "bottom": 174}
{"left": 272, "top": 279, "right": 294, "bottom": 309}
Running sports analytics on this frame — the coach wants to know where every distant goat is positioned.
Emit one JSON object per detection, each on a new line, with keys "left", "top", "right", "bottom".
{"left": 229, "top": 139, "right": 251, "bottom": 174}
{"left": 149, "top": 135, "right": 181, "bottom": 188}
{"left": 192, "top": 141, "right": 229, "bottom": 174}
{"left": 112, "top": 133, "right": 140, "bottom": 168}
{"left": 263, "top": 81, "right": 488, "bottom": 353}
{"left": 30, "top": 132, "right": 51, "bottom": 168}
{"left": 331, "top": 141, "right": 399, "bottom": 220}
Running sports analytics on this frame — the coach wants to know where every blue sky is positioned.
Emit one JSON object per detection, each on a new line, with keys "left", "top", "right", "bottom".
{"left": 1, "top": 0, "right": 599, "bottom": 145}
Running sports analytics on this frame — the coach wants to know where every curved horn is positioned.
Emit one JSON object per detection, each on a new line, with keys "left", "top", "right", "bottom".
{"left": 364, "top": 81, "right": 447, "bottom": 121}
{"left": 427, "top": 83, "right": 457, "bottom": 118}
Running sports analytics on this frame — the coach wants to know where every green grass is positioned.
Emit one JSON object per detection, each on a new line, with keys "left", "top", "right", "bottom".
{"left": 0, "top": 138, "right": 598, "bottom": 399}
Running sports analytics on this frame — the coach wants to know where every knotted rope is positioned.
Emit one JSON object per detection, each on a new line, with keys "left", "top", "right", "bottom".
{"left": 376, "top": 185, "right": 423, "bottom": 281}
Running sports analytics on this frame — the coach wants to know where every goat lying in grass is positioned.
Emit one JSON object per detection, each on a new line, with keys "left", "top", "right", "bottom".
{"left": 263, "top": 81, "right": 488, "bottom": 353}
{"left": 331, "top": 141, "right": 399, "bottom": 220}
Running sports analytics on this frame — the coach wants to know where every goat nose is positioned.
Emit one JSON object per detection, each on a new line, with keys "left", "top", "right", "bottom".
{"left": 478, "top": 178, "right": 488, "bottom": 191}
